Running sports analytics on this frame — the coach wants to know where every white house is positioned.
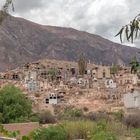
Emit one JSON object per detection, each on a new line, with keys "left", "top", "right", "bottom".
{"left": 123, "top": 90, "right": 140, "bottom": 109}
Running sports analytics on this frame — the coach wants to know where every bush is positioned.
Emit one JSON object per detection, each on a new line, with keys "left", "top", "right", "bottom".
{"left": 39, "top": 111, "right": 56, "bottom": 124}
{"left": 91, "top": 130, "right": 117, "bottom": 140}
{"left": 132, "top": 128, "right": 140, "bottom": 140}
{"left": 0, "top": 85, "right": 32, "bottom": 123}
{"left": 83, "top": 106, "right": 89, "bottom": 112}
{"left": 113, "top": 110, "right": 124, "bottom": 122}
{"left": 30, "top": 125, "right": 66, "bottom": 140}
{"left": 85, "top": 112, "right": 110, "bottom": 122}
{"left": 59, "top": 108, "right": 83, "bottom": 120}
{"left": 29, "top": 113, "right": 40, "bottom": 122}
{"left": 62, "top": 120, "right": 96, "bottom": 140}
{"left": 124, "top": 114, "right": 140, "bottom": 128}
{"left": 90, "top": 120, "right": 117, "bottom": 140}
{"left": 34, "top": 93, "right": 41, "bottom": 97}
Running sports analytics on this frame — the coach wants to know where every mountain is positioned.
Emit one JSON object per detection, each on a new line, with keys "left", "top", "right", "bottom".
{"left": 0, "top": 15, "right": 140, "bottom": 71}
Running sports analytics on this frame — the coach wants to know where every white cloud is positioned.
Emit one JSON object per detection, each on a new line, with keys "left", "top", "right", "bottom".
{"left": 1, "top": 0, "right": 140, "bottom": 47}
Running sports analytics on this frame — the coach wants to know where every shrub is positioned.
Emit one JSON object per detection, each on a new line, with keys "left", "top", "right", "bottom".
{"left": 83, "top": 106, "right": 89, "bottom": 112}
{"left": 29, "top": 113, "right": 40, "bottom": 122}
{"left": 39, "top": 111, "right": 56, "bottom": 124}
{"left": 34, "top": 93, "right": 41, "bottom": 97}
{"left": 30, "top": 125, "right": 66, "bottom": 140}
{"left": 113, "top": 110, "right": 124, "bottom": 122}
{"left": 62, "top": 120, "right": 96, "bottom": 140}
{"left": 124, "top": 114, "right": 140, "bottom": 128}
{"left": 58, "top": 108, "right": 83, "bottom": 120}
{"left": 85, "top": 111, "right": 110, "bottom": 122}
{"left": 0, "top": 85, "right": 32, "bottom": 123}
{"left": 91, "top": 131, "right": 117, "bottom": 140}
{"left": 132, "top": 128, "right": 140, "bottom": 140}
{"left": 90, "top": 120, "right": 117, "bottom": 140}
{"left": 70, "top": 108, "right": 83, "bottom": 117}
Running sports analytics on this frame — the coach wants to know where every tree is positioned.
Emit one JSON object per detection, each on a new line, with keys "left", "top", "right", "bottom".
{"left": 47, "top": 68, "right": 58, "bottom": 81}
{"left": 30, "top": 125, "right": 66, "bottom": 140}
{"left": 0, "top": 84, "right": 32, "bottom": 123}
{"left": 0, "top": 0, "right": 14, "bottom": 23}
{"left": 116, "top": 13, "right": 140, "bottom": 43}
{"left": 110, "top": 65, "right": 120, "bottom": 75}
{"left": 78, "top": 53, "right": 87, "bottom": 76}
{"left": 130, "top": 56, "right": 139, "bottom": 74}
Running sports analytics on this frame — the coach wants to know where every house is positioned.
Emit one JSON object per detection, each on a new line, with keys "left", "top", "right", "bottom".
{"left": 123, "top": 89, "right": 140, "bottom": 109}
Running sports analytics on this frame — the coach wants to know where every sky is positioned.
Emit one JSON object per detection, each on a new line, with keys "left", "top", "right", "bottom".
{"left": 1, "top": 0, "right": 140, "bottom": 47}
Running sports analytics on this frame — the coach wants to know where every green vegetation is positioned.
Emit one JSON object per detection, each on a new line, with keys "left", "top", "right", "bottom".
{"left": 39, "top": 111, "right": 56, "bottom": 124}
{"left": 132, "top": 128, "right": 140, "bottom": 140}
{"left": 31, "top": 125, "right": 66, "bottom": 140}
{"left": 0, "top": 85, "right": 38, "bottom": 123}
{"left": 30, "top": 120, "right": 118, "bottom": 140}
{"left": 47, "top": 68, "right": 58, "bottom": 81}
{"left": 0, "top": 0, "right": 14, "bottom": 23}
{"left": 58, "top": 108, "right": 83, "bottom": 120}
{"left": 130, "top": 57, "right": 139, "bottom": 74}
{"left": 1, "top": 104, "right": 140, "bottom": 140}
{"left": 0, "top": 125, "right": 19, "bottom": 138}
{"left": 0, "top": 84, "right": 139, "bottom": 140}
{"left": 78, "top": 53, "right": 87, "bottom": 76}
{"left": 116, "top": 13, "right": 140, "bottom": 43}
{"left": 110, "top": 65, "right": 121, "bottom": 75}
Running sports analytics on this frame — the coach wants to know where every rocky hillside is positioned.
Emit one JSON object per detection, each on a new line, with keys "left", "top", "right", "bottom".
{"left": 0, "top": 15, "right": 139, "bottom": 71}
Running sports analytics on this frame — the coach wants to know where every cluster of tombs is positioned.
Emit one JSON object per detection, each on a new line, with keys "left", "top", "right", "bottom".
{"left": 0, "top": 59, "right": 140, "bottom": 112}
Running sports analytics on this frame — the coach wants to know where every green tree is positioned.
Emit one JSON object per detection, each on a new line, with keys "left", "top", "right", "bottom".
{"left": 130, "top": 56, "right": 139, "bottom": 74}
{"left": 110, "top": 65, "right": 120, "bottom": 75}
{"left": 30, "top": 125, "right": 66, "bottom": 140}
{"left": 116, "top": 13, "right": 140, "bottom": 43}
{"left": 78, "top": 53, "right": 87, "bottom": 76}
{"left": 0, "top": 0, "right": 14, "bottom": 23}
{"left": 0, "top": 84, "right": 32, "bottom": 123}
{"left": 47, "top": 68, "right": 58, "bottom": 81}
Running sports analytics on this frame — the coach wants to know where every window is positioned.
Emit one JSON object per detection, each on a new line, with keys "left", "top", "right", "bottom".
{"left": 46, "top": 99, "right": 49, "bottom": 104}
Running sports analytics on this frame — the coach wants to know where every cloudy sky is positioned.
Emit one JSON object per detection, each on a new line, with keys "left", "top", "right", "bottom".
{"left": 1, "top": 0, "right": 140, "bottom": 47}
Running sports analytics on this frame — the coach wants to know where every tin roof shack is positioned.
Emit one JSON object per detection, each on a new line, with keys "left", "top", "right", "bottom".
{"left": 123, "top": 89, "right": 140, "bottom": 109}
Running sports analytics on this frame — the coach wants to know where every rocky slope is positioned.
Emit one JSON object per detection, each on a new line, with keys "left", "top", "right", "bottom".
{"left": 0, "top": 15, "right": 139, "bottom": 71}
